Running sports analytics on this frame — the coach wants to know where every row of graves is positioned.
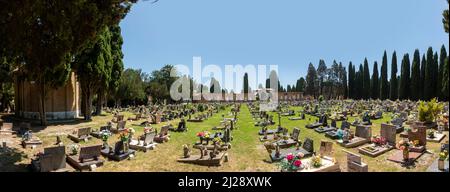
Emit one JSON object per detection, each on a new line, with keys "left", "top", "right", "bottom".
{"left": 249, "top": 103, "right": 342, "bottom": 172}
{"left": 178, "top": 104, "right": 240, "bottom": 166}
{"left": 300, "top": 99, "right": 449, "bottom": 171}
{"left": 5, "top": 103, "right": 227, "bottom": 172}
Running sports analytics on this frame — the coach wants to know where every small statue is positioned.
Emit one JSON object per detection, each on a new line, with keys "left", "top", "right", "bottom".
{"left": 182, "top": 144, "right": 191, "bottom": 158}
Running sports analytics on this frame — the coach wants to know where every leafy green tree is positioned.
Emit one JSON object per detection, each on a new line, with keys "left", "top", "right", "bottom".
{"left": 355, "top": 64, "right": 364, "bottom": 100}
{"left": 117, "top": 69, "right": 146, "bottom": 106}
{"left": 371, "top": 61, "right": 379, "bottom": 99}
{"left": 390, "top": 51, "right": 398, "bottom": 100}
{"left": 399, "top": 53, "right": 411, "bottom": 100}
{"left": 0, "top": 57, "right": 14, "bottom": 112}
{"left": 296, "top": 77, "right": 306, "bottom": 92}
{"left": 410, "top": 49, "right": 421, "bottom": 101}
{"left": 0, "top": 0, "right": 136, "bottom": 125}
{"left": 380, "top": 51, "right": 389, "bottom": 100}
{"left": 74, "top": 27, "right": 113, "bottom": 120}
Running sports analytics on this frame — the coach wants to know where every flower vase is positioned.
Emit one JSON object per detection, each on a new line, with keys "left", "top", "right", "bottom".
{"left": 438, "top": 159, "right": 445, "bottom": 170}
{"left": 200, "top": 137, "right": 203, "bottom": 145}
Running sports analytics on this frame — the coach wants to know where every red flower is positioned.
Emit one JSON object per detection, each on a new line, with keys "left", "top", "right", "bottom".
{"left": 196, "top": 132, "right": 205, "bottom": 137}
{"left": 286, "top": 154, "right": 294, "bottom": 161}
{"left": 293, "top": 160, "right": 302, "bottom": 167}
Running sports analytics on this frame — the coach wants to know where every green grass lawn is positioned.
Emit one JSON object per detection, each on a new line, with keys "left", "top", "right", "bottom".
{"left": 0, "top": 104, "right": 446, "bottom": 172}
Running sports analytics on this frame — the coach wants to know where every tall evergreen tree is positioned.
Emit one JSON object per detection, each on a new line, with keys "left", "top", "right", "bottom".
{"left": 243, "top": 73, "right": 249, "bottom": 94}
{"left": 424, "top": 47, "right": 434, "bottom": 100}
{"left": 390, "top": 51, "right": 398, "bottom": 100}
{"left": 438, "top": 45, "right": 447, "bottom": 98}
{"left": 371, "top": 61, "right": 379, "bottom": 99}
{"left": 399, "top": 53, "right": 411, "bottom": 100}
{"left": 297, "top": 77, "right": 306, "bottom": 92}
{"left": 363, "top": 58, "right": 371, "bottom": 99}
{"left": 420, "top": 54, "right": 426, "bottom": 100}
{"left": 410, "top": 49, "right": 421, "bottom": 101}
{"left": 442, "top": 57, "right": 449, "bottom": 101}
{"left": 380, "top": 51, "right": 389, "bottom": 100}
{"left": 305, "top": 63, "right": 318, "bottom": 98}
{"left": 317, "top": 60, "right": 328, "bottom": 96}
{"left": 433, "top": 52, "right": 439, "bottom": 98}
{"left": 348, "top": 62, "right": 354, "bottom": 99}
{"left": 356, "top": 64, "right": 364, "bottom": 100}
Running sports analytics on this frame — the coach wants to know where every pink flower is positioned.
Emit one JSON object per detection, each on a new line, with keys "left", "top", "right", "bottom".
{"left": 286, "top": 153, "right": 294, "bottom": 161}
{"left": 293, "top": 160, "right": 302, "bottom": 167}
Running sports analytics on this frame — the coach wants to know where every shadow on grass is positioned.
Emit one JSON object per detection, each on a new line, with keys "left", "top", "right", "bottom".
{"left": 0, "top": 146, "right": 29, "bottom": 172}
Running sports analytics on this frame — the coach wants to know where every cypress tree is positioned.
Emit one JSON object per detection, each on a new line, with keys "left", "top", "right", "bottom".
{"left": 420, "top": 54, "right": 426, "bottom": 100}
{"left": 363, "top": 58, "right": 371, "bottom": 99}
{"left": 438, "top": 45, "right": 447, "bottom": 98}
{"left": 442, "top": 57, "right": 449, "bottom": 101}
{"left": 348, "top": 62, "right": 354, "bottom": 99}
{"left": 424, "top": 47, "right": 434, "bottom": 100}
{"left": 410, "top": 49, "right": 421, "bottom": 101}
{"left": 433, "top": 52, "right": 439, "bottom": 98}
{"left": 390, "top": 51, "right": 398, "bottom": 100}
{"left": 371, "top": 61, "right": 379, "bottom": 99}
{"left": 399, "top": 53, "right": 411, "bottom": 100}
{"left": 380, "top": 51, "right": 389, "bottom": 100}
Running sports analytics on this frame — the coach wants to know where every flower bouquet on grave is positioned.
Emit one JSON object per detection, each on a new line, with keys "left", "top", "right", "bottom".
{"left": 69, "top": 144, "right": 80, "bottom": 156}
{"left": 396, "top": 140, "right": 411, "bottom": 161}
{"left": 278, "top": 153, "right": 303, "bottom": 172}
{"left": 438, "top": 150, "right": 448, "bottom": 170}
{"left": 310, "top": 155, "right": 323, "bottom": 168}
{"left": 196, "top": 131, "right": 210, "bottom": 145}
{"left": 101, "top": 131, "right": 111, "bottom": 149}
{"left": 212, "top": 136, "right": 222, "bottom": 146}
{"left": 119, "top": 128, "right": 133, "bottom": 152}
{"left": 371, "top": 136, "right": 387, "bottom": 146}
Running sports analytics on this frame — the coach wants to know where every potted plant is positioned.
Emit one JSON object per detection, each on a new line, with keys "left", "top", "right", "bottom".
{"left": 417, "top": 98, "right": 443, "bottom": 129}
{"left": 438, "top": 150, "right": 448, "bottom": 170}
{"left": 278, "top": 153, "right": 304, "bottom": 172}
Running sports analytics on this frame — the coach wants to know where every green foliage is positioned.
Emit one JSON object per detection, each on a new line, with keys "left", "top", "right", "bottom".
{"left": 418, "top": 98, "right": 443, "bottom": 123}
{"left": 117, "top": 69, "right": 146, "bottom": 105}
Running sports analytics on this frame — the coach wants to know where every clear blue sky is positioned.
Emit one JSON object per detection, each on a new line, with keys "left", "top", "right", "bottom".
{"left": 120, "top": 0, "right": 449, "bottom": 91}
